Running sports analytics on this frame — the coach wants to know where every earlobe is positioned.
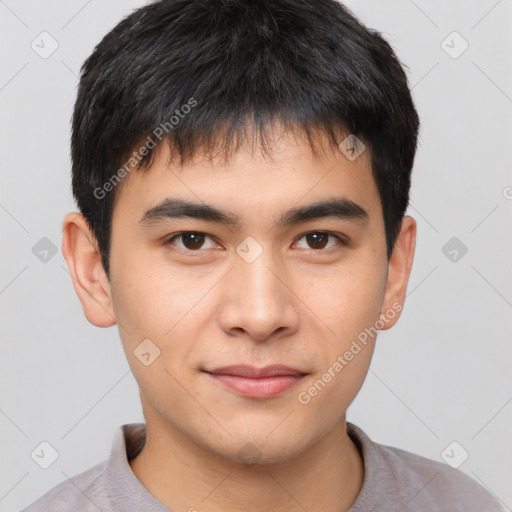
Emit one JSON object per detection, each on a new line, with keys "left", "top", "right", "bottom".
{"left": 61, "top": 212, "right": 117, "bottom": 328}
{"left": 379, "top": 215, "right": 416, "bottom": 331}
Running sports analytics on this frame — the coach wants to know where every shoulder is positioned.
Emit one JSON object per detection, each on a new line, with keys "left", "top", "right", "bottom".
{"left": 380, "top": 444, "right": 502, "bottom": 510}
{"left": 348, "top": 423, "right": 505, "bottom": 512}
{"left": 21, "top": 461, "right": 110, "bottom": 512}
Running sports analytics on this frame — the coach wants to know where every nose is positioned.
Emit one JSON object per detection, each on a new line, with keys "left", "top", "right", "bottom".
{"left": 216, "top": 248, "right": 300, "bottom": 342}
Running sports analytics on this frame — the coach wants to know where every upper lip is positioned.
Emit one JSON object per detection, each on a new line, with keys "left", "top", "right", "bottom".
{"left": 204, "top": 364, "right": 306, "bottom": 378}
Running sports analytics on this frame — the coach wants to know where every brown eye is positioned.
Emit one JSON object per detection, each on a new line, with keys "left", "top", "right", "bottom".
{"left": 181, "top": 232, "right": 205, "bottom": 250}
{"left": 164, "top": 232, "right": 217, "bottom": 251}
{"left": 305, "top": 233, "right": 329, "bottom": 250}
{"left": 295, "top": 232, "right": 346, "bottom": 251}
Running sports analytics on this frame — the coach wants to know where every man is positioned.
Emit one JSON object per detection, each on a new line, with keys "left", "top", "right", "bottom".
{"left": 23, "top": 0, "right": 504, "bottom": 510}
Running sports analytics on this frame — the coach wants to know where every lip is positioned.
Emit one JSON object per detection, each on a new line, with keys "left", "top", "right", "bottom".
{"left": 203, "top": 365, "right": 307, "bottom": 399}
{"left": 206, "top": 364, "right": 306, "bottom": 378}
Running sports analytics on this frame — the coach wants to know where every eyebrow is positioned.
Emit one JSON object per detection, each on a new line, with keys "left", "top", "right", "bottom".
{"left": 139, "top": 197, "right": 369, "bottom": 228}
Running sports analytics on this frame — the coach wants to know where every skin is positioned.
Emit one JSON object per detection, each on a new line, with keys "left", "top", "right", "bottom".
{"left": 62, "top": 128, "right": 416, "bottom": 512}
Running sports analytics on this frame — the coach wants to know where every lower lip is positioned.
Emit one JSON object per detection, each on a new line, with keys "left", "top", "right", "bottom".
{"left": 205, "top": 372, "right": 305, "bottom": 398}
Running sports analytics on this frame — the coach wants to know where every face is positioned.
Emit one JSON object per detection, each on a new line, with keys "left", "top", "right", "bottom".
{"left": 77, "top": 129, "right": 411, "bottom": 464}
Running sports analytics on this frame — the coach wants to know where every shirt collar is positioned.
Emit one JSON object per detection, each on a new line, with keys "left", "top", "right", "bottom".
{"left": 105, "top": 423, "right": 170, "bottom": 511}
{"left": 347, "top": 422, "right": 397, "bottom": 511}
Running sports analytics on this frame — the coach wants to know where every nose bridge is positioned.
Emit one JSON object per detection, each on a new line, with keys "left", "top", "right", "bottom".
{"left": 218, "top": 238, "right": 297, "bottom": 340}
{"left": 235, "top": 240, "right": 283, "bottom": 311}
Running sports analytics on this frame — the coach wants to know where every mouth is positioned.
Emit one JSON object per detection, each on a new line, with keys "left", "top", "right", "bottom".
{"left": 202, "top": 365, "right": 307, "bottom": 399}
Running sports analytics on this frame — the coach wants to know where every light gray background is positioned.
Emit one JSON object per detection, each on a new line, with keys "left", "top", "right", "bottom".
{"left": 1, "top": 1, "right": 511, "bottom": 510}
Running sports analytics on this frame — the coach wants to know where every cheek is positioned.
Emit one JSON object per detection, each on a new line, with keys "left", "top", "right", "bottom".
{"left": 296, "top": 259, "right": 385, "bottom": 409}
{"left": 111, "top": 252, "right": 203, "bottom": 338}
{"left": 110, "top": 255, "right": 217, "bottom": 385}
{"left": 110, "top": 268, "right": 197, "bottom": 411}
{"left": 310, "top": 261, "right": 386, "bottom": 343}
{"left": 296, "top": 269, "right": 383, "bottom": 421}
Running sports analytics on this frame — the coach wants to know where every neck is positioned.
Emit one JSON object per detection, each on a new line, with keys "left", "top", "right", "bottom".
{"left": 129, "top": 415, "right": 364, "bottom": 512}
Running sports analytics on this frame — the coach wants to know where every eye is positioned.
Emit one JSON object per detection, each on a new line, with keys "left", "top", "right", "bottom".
{"left": 294, "top": 232, "right": 346, "bottom": 251}
{"left": 163, "top": 230, "right": 347, "bottom": 253}
{"left": 164, "top": 232, "right": 219, "bottom": 251}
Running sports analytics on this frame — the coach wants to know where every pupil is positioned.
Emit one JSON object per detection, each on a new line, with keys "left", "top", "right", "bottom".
{"left": 183, "top": 232, "right": 204, "bottom": 249}
{"left": 307, "top": 233, "right": 327, "bottom": 250}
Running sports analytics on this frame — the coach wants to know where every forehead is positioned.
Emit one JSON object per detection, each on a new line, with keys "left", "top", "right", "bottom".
{"left": 111, "top": 129, "right": 381, "bottom": 226}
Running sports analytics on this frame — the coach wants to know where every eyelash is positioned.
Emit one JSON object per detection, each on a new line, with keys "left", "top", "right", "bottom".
{"left": 163, "top": 231, "right": 348, "bottom": 253}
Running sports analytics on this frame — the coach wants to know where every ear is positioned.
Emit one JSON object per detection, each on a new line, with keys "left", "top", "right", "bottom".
{"left": 61, "top": 212, "right": 117, "bottom": 328}
{"left": 379, "top": 215, "right": 416, "bottom": 330}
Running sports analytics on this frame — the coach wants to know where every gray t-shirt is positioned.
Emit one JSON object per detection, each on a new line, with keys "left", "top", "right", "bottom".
{"left": 22, "top": 422, "right": 504, "bottom": 511}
